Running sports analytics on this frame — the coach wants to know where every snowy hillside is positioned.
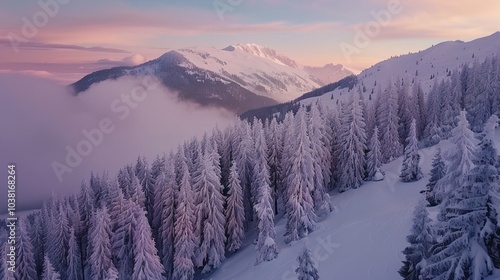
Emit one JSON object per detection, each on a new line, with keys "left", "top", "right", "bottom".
{"left": 208, "top": 151, "right": 430, "bottom": 280}
{"left": 171, "top": 45, "right": 318, "bottom": 102}
{"left": 207, "top": 128, "right": 500, "bottom": 280}
{"left": 71, "top": 44, "right": 352, "bottom": 113}
{"left": 300, "top": 31, "right": 500, "bottom": 107}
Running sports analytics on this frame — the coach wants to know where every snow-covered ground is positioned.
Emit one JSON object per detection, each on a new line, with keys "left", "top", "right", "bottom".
{"left": 206, "top": 128, "right": 500, "bottom": 280}
{"left": 206, "top": 146, "right": 436, "bottom": 280}
{"left": 300, "top": 32, "right": 500, "bottom": 109}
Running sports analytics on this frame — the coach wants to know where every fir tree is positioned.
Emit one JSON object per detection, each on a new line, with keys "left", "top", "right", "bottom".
{"left": 110, "top": 199, "right": 137, "bottom": 280}
{"left": 77, "top": 180, "right": 94, "bottom": 276}
{"left": 172, "top": 153, "right": 196, "bottom": 280}
{"left": 135, "top": 155, "right": 156, "bottom": 225}
{"left": 380, "top": 81, "right": 403, "bottom": 161}
{"left": 338, "top": 89, "right": 367, "bottom": 191}
{"left": 423, "top": 80, "right": 442, "bottom": 146}
{"left": 89, "top": 207, "right": 118, "bottom": 280}
{"left": 132, "top": 206, "right": 165, "bottom": 280}
{"left": 267, "top": 117, "right": 283, "bottom": 214}
{"left": 192, "top": 147, "right": 226, "bottom": 273}
{"left": 366, "top": 126, "right": 383, "bottom": 181}
{"left": 284, "top": 108, "right": 317, "bottom": 243}
{"left": 156, "top": 155, "right": 176, "bottom": 278}
{"left": 252, "top": 120, "right": 271, "bottom": 207}
{"left": 399, "top": 199, "right": 434, "bottom": 280}
{"left": 424, "top": 135, "right": 496, "bottom": 280}
{"left": 308, "top": 103, "right": 333, "bottom": 217}
{"left": 400, "top": 119, "right": 423, "bottom": 182}
{"left": 425, "top": 149, "right": 446, "bottom": 206}
{"left": 46, "top": 204, "right": 70, "bottom": 280}
{"left": 295, "top": 243, "right": 320, "bottom": 280}
{"left": 66, "top": 228, "right": 82, "bottom": 280}
{"left": 28, "top": 212, "right": 47, "bottom": 278}
{"left": 254, "top": 179, "right": 279, "bottom": 264}
{"left": 234, "top": 120, "right": 255, "bottom": 225}
{"left": 0, "top": 244, "right": 15, "bottom": 279}
{"left": 42, "top": 255, "right": 61, "bottom": 280}
{"left": 15, "top": 220, "right": 37, "bottom": 280}
{"left": 434, "top": 110, "right": 476, "bottom": 204}
{"left": 225, "top": 160, "right": 246, "bottom": 252}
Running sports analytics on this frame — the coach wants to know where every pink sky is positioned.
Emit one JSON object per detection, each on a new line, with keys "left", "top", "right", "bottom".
{"left": 0, "top": 0, "right": 499, "bottom": 83}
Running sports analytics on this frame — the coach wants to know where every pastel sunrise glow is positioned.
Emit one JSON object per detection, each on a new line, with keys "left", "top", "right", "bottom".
{"left": 1, "top": 0, "right": 499, "bottom": 82}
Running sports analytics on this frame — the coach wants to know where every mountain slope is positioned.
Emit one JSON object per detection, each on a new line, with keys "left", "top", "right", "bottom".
{"left": 206, "top": 129, "right": 500, "bottom": 280}
{"left": 71, "top": 44, "right": 352, "bottom": 114}
{"left": 301, "top": 32, "right": 500, "bottom": 106}
{"left": 71, "top": 51, "right": 278, "bottom": 114}
{"left": 240, "top": 32, "right": 500, "bottom": 119}
{"left": 207, "top": 144, "right": 433, "bottom": 280}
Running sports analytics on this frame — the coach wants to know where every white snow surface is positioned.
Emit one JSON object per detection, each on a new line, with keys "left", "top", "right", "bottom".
{"left": 205, "top": 146, "right": 433, "bottom": 280}
{"left": 205, "top": 128, "right": 500, "bottom": 280}
{"left": 173, "top": 45, "right": 324, "bottom": 103}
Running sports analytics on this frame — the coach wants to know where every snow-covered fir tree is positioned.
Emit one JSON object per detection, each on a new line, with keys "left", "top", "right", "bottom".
{"left": 132, "top": 206, "right": 165, "bottom": 280}
{"left": 27, "top": 212, "right": 46, "bottom": 278}
{"left": 252, "top": 120, "right": 270, "bottom": 207}
{"left": 46, "top": 204, "right": 70, "bottom": 280}
{"left": 66, "top": 228, "right": 82, "bottom": 280}
{"left": 308, "top": 103, "right": 332, "bottom": 217}
{"left": 225, "top": 160, "right": 246, "bottom": 252}
{"left": 134, "top": 155, "right": 156, "bottom": 225}
{"left": 0, "top": 243, "right": 15, "bottom": 280}
{"left": 438, "top": 80, "right": 455, "bottom": 139}
{"left": 366, "top": 126, "right": 383, "bottom": 181}
{"left": 379, "top": 81, "right": 403, "bottom": 162}
{"left": 400, "top": 119, "right": 423, "bottom": 182}
{"left": 280, "top": 111, "right": 296, "bottom": 197}
{"left": 254, "top": 178, "right": 279, "bottom": 264}
{"left": 284, "top": 108, "right": 317, "bottom": 243}
{"left": 423, "top": 80, "right": 442, "bottom": 146}
{"left": 172, "top": 152, "right": 196, "bottom": 280}
{"left": 295, "top": 243, "right": 320, "bottom": 280}
{"left": 110, "top": 199, "right": 136, "bottom": 280}
{"left": 425, "top": 148, "right": 446, "bottom": 206}
{"left": 423, "top": 134, "right": 498, "bottom": 280}
{"left": 234, "top": 120, "right": 255, "bottom": 226}
{"left": 77, "top": 180, "right": 93, "bottom": 277}
{"left": 15, "top": 220, "right": 37, "bottom": 280}
{"left": 155, "top": 155, "right": 176, "bottom": 278}
{"left": 88, "top": 207, "right": 118, "bottom": 280}
{"left": 434, "top": 110, "right": 476, "bottom": 204}
{"left": 267, "top": 117, "right": 283, "bottom": 214}
{"left": 468, "top": 58, "right": 493, "bottom": 132}
{"left": 193, "top": 143, "right": 226, "bottom": 273}
{"left": 399, "top": 199, "right": 434, "bottom": 280}
{"left": 412, "top": 82, "right": 427, "bottom": 140}
{"left": 42, "top": 255, "right": 60, "bottom": 280}
{"left": 397, "top": 79, "right": 414, "bottom": 144}
{"left": 338, "top": 89, "right": 367, "bottom": 191}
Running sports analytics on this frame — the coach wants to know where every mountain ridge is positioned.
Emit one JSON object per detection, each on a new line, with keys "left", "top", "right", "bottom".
{"left": 241, "top": 32, "right": 500, "bottom": 119}
{"left": 71, "top": 44, "right": 352, "bottom": 114}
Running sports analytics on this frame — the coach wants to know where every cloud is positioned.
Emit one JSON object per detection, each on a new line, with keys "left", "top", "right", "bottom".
{"left": 343, "top": 0, "right": 500, "bottom": 41}
{"left": 0, "top": 74, "right": 234, "bottom": 213}
{"left": 0, "top": 38, "right": 130, "bottom": 53}
{"left": 122, "top": 54, "right": 147, "bottom": 65}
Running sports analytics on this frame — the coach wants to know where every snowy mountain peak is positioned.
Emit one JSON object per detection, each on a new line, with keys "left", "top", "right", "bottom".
{"left": 224, "top": 43, "right": 301, "bottom": 68}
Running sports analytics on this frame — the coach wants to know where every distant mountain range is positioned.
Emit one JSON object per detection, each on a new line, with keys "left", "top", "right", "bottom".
{"left": 71, "top": 43, "right": 352, "bottom": 114}
{"left": 242, "top": 32, "right": 500, "bottom": 119}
